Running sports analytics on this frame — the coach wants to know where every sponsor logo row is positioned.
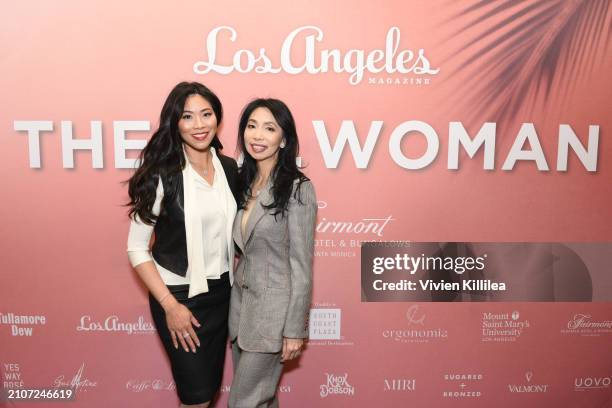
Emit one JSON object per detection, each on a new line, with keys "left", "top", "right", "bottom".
{"left": 2, "top": 308, "right": 611, "bottom": 340}
{"left": 3, "top": 363, "right": 609, "bottom": 399}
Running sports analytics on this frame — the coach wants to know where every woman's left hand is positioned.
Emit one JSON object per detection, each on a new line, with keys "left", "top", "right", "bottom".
{"left": 281, "top": 337, "right": 304, "bottom": 362}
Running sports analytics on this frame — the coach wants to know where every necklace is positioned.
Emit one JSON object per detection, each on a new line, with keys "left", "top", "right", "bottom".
{"left": 187, "top": 157, "right": 212, "bottom": 178}
{"left": 251, "top": 177, "right": 269, "bottom": 198}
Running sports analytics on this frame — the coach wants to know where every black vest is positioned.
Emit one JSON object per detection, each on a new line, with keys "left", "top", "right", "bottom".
{"left": 151, "top": 154, "right": 239, "bottom": 277}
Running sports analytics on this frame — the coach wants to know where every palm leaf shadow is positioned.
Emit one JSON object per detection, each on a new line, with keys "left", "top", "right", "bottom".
{"left": 444, "top": 0, "right": 611, "bottom": 127}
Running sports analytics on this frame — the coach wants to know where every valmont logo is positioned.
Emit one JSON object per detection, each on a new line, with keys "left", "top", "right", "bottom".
{"left": 507, "top": 371, "right": 548, "bottom": 393}
{"left": 193, "top": 26, "right": 439, "bottom": 85}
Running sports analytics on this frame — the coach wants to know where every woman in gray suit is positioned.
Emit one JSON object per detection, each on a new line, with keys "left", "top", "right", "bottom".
{"left": 228, "top": 99, "right": 317, "bottom": 407}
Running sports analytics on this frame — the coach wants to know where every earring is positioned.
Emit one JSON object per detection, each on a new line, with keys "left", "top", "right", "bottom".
{"left": 280, "top": 141, "right": 286, "bottom": 148}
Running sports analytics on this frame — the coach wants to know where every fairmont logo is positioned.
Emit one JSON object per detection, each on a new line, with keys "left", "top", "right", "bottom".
{"left": 193, "top": 26, "right": 439, "bottom": 85}
{"left": 507, "top": 371, "right": 548, "bottom": 393}
{"left": 77, "top": 315, "right": 155, "bottom": 335}
{"left": 562, "top": 314, "right": 612, "bottom": 336}
{"left": 316, "top": 208, "right": 394, "bottom": 237}
{"left": 320, "top": 373, "right": 355, "bottom": 398}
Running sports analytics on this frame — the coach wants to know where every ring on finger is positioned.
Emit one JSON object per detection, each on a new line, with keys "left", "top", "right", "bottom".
{"left": 183, "top": 332, "right": 190, "bottom": 338}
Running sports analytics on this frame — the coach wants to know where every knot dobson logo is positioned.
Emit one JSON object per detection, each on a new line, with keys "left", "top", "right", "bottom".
{"left": 382, "top": 305, "right": 448, "bottom": 344}
{"left": 562, "top": 314, "right": 612, "bottom": 337}
{"left": 76, "top": 315, "right": 155, "bottom": 335}
{"left": 193, "top": 26, "right": 439, "bottom": 85}
{"left": 320, "top": 373, "right": 354, "bottom": 398}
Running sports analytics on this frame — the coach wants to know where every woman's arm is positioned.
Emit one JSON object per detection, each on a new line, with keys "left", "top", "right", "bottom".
{"left": 282, "top": 180, "right": 317, "bottom": 360}
{"left": 127, "top": 179, "right": 201, "bottom": 353}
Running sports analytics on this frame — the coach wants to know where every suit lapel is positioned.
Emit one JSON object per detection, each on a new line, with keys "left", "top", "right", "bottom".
{"left": 243, "top": 181, "right": 272, "bottom": 247}
{"left": 233, "top": 209, "right": 245, "bottom": 252}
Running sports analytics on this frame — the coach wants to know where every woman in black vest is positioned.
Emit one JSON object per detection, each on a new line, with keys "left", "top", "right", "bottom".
{"left": 126, "top": 82, "right": 238, "bottom": 407}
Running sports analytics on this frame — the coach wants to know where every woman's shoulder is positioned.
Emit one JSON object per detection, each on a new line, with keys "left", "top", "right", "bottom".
{"left": 291, "top": 177, "right": 316, "bottom": 203}
{"left": 216, "top": 152, "right": 238, "bottom": 168}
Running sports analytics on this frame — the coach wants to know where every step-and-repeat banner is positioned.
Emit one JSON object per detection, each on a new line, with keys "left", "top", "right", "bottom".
{"left": 1, "top": 1, "right": 611, "bottom": 407}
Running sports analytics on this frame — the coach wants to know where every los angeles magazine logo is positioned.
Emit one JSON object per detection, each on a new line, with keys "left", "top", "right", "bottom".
{"left": 77, "top": 315, "right": 155, "bottom": 335}
{"left": 193, "top": 26, "right": 439, "bottom": 86}
{"left": 382, "top": 304, "right": 448, "bottom": 344}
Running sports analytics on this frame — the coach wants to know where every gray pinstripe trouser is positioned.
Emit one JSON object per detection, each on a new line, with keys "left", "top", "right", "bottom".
{"left": 228, "top": 341, "right": 283, "bottom": 408}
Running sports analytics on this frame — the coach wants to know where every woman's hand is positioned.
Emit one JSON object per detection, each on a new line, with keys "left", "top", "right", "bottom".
{"left": 163, "top": 299, "right": 201, "bottom": 353}
{"left": 281, "top": 337, "right": 304, "bottom": 362}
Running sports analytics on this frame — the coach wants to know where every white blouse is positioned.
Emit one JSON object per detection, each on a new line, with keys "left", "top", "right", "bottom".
{"left": 127, "top": 148, "right": 237, "bottom": 297}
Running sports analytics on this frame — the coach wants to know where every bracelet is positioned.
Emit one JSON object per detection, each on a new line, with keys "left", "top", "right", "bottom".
{"left": 159, "top": 292, "right": 172, "bottom": 305}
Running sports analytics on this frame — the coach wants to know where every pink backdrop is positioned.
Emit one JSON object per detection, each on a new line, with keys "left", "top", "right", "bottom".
{"left": 1, "top": 1, "right": 611, "bottom": 407}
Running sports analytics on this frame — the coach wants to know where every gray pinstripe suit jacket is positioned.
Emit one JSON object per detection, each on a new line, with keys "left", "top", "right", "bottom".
{"left": 228, "top": 179, "right": 317, "bottom": 353}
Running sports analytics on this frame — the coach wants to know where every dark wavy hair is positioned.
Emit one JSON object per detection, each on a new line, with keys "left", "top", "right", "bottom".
{"left": 237, "top": 98, "right": 308, "bottom": 216}
{"left": 127, "top": 82, "right": 223, "bottom": 224}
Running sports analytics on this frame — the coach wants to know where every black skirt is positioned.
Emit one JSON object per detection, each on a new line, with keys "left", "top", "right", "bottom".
{"left": 149, "top": 272, "right": 230, "bottom": 405}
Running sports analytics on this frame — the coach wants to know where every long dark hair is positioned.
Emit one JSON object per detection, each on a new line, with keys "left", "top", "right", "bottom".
{"left": 127, "top": 82, "right": 223, "bottom": 224}
{"left": 237, "top": 98, "right": 308, "bottom": 216}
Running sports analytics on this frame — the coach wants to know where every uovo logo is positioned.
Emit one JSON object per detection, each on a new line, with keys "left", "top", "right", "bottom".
{"left": 193, "top": 26, "right": 439, "bottom": 85}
